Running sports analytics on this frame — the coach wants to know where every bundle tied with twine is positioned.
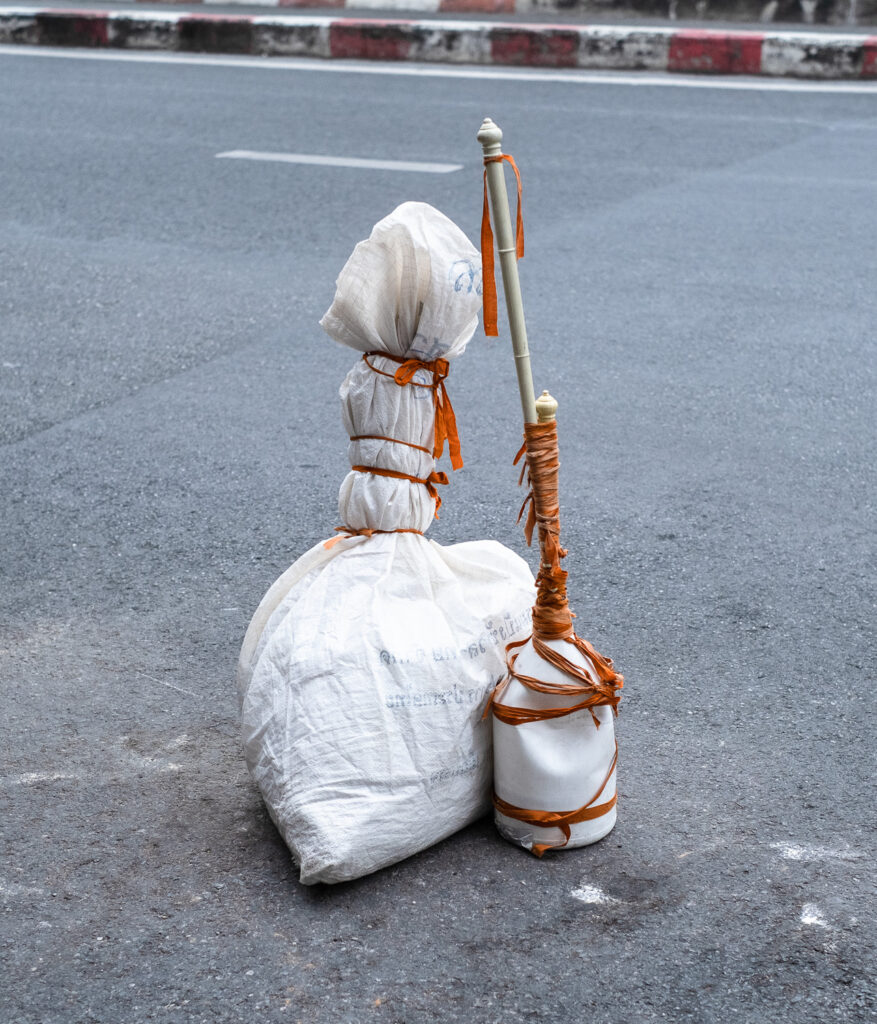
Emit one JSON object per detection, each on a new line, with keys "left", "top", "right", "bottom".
{"left": 477, "top": 119, "right": 624, "bottom": 854}
{"left": 488, "top": 417, "right": 623, "bottom": 730}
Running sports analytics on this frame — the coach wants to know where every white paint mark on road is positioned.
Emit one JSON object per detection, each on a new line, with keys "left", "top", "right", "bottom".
{"left": 165, "top": 734, "right": 191, "bottom": 751}
{"left": 137, "top": 672, "right": 200, "bottom": 699}
{"left": 346, "top": 0, "right": 441, "bottom": 9}
{"left": 800, "top": 903, "right": 830, "bottom": 928}
{"left": 7, "top": 771, "right": 78, "bottom": 785}
{"left": 571, "top": 884, "right": 619, "bottom": 905}
{"left": 2, "top": 46, "right": 876, "bottom": 96}
{"left": 216, "top": 150, "right": 462, "bottom": 174}
{"left": 771, "top": 842, "right": 864, "bottom": 862}
{"left": 0, "top": 879, "right": 46, "bottom": 898}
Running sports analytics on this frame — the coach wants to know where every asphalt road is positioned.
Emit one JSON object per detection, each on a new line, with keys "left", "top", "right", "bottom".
{"left": 1, "top": 48, "right": 875, "bottom": 1024}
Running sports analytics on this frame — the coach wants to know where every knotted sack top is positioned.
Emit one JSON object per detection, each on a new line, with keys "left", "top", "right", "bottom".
{"left": 320, "top": 203, "right": 482, "bottom": 535}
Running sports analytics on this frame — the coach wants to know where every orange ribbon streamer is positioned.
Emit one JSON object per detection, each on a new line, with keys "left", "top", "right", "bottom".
{"left": 481, "top": 153, "right": 524, "bottom": 337}
{"left": 362, "top": 352, "right": 463, "bottom": 470}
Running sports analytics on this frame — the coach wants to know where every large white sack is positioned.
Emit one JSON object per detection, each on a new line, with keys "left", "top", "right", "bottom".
{"left": 238, "top": 203, "right": 535, "bottom": 884}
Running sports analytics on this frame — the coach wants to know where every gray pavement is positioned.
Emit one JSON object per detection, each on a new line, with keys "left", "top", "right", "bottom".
{"left": 1, "top": 48, "right": 875, "bottom": 1023}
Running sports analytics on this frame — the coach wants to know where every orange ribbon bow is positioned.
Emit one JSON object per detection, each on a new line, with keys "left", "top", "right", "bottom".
{"left": 363, "top": 352, "right": 463, "bottom": 471}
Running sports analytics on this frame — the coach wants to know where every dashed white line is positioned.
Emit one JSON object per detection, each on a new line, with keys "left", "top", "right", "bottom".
{"left": 216, "top": 150, "right": 462, "bottom": 174}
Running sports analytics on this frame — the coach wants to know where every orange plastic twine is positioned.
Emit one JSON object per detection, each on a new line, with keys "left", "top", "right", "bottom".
{"left": 362, "top": 352, "right": 463, "bottom": 470}
{"left": 325, "top": 351, "right": 463, "bottom": 547}
{"left": 493, "top": 744, "right": 619, "bottom": 858}
{"left": 515, "top": 420, "right": 574, "bottom": 640}
{"left": 323, "top": 526, "right": 424, "bottom": 551}
{"left": 488, "top": 418, "right": 624, "bottom": 856}
{"left": 481, "top": 154, "right": 524, "bottom": 337}
{"left": 349, "top": 464, "right": 450, "bottom": 513}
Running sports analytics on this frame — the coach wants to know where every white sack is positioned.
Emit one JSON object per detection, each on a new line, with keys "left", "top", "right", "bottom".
{"left": 238, "top": 203, "right": 535, "bottom": 884}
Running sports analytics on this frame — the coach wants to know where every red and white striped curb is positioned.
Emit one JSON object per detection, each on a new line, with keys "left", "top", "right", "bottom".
{"left": 0, "top": 8, "right": 875, "bottom": 77}
{"left": 158, "top": 0, "right": 519, "bottom": 10}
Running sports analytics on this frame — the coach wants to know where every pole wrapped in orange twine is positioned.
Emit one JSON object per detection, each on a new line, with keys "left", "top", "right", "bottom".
{"left": 481, "top": 154, "right": 524, "bottom": 338}
{"left": 486, "top": 418, "right": 624, "bottom": 857}
{"left": 477, "top": 118, "right": 622, "bottom": 856}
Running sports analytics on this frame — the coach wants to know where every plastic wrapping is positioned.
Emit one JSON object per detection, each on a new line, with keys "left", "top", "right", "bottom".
{"left": 237, "top": 203, "right": 535, "bottom": 883}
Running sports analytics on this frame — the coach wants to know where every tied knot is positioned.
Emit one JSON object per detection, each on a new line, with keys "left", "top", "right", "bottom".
{"left": 363, "top": 352, "right": 463, "bottom": 471}
{"left": 393, "top": 357, "right": 450, "bottom": 388}
{"left": 350, "top": 464, "right": 451, "bottom": 516}
{"left": 425, "top": 469, "right": 450, "bottom": 507}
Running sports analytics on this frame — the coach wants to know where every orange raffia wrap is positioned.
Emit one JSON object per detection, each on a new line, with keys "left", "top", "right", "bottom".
{"left": 477, "top": 125, "right": 623, "bottom": 856}
{"left": 323, "top": 350, "right": 464, "bottom": 550}
{"left": 486, "top": 410, "right": 623, "bottom": 857}
{"left": 480, "top": 154, "right": 523, "bottom": 338}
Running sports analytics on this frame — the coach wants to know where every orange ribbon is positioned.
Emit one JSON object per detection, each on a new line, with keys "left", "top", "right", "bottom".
{"left": 493, "top": 744, "right": 619, "bottom": 858}
{"left": 351, "top": 464, "right": 449, "bottom": 516}
{"left": 484, "top": 635, "right": 623, "bottom": 727}
{"left": 362, "top": 353, "right": 463, "bottom": 470}
{"left": 349, "top": 434, "right": 432, "bottom": 456}
{"left": 323, "top": 526, "right": 424, "bottom": 551}
{"left": 481, "top": 154, "right": 524, "bottom": 337}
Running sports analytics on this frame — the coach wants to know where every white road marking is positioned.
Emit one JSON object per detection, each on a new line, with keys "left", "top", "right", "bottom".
{"left": 165, "top": 733, "right": 191, "bottom": 750}
{"left": 216, "top": 150, "right": 462, "bottom": 173}
{"left": 349, "top": 0, "right": 441, "bottom": 9}
{"left": 1, "top": 45, "right": 876, "bottom": 95}
{"left": 137, "top": 671, "right": 200, "bottom": 698}
{"left": 771, "top": 841, "right": 865, "bottom": 862}
{"left": 5, "top": 771, "right": 78, "bottom": 785}
{"left": 0, "top": 879, "right": 46, "bottom": 897}
{"left": 571, "top": 883, "right": 619, "bottom": 905}
{"left": 800, "top": 903, "right": 830, "bottom": 928}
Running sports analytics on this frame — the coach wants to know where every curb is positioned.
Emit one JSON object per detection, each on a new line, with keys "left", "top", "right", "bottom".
{"left": 33, "top": 0, "right": 877, "bottom": 23}
{"left": 0, "top": 8, "right": 875, "bottom": 77}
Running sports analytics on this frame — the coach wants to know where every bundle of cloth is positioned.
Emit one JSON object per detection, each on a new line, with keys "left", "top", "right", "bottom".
{"left": 237, "top": 202, "right": 535, "bottom": 884}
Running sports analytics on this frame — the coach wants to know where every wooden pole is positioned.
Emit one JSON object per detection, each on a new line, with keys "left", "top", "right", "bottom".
{"left": 477, "top": 117, "right": 538, "bottom": 426}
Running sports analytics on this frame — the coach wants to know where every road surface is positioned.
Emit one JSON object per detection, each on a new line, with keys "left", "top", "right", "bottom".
{"left": 1, "top": 47, "right": 875, "bottom": 1023}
